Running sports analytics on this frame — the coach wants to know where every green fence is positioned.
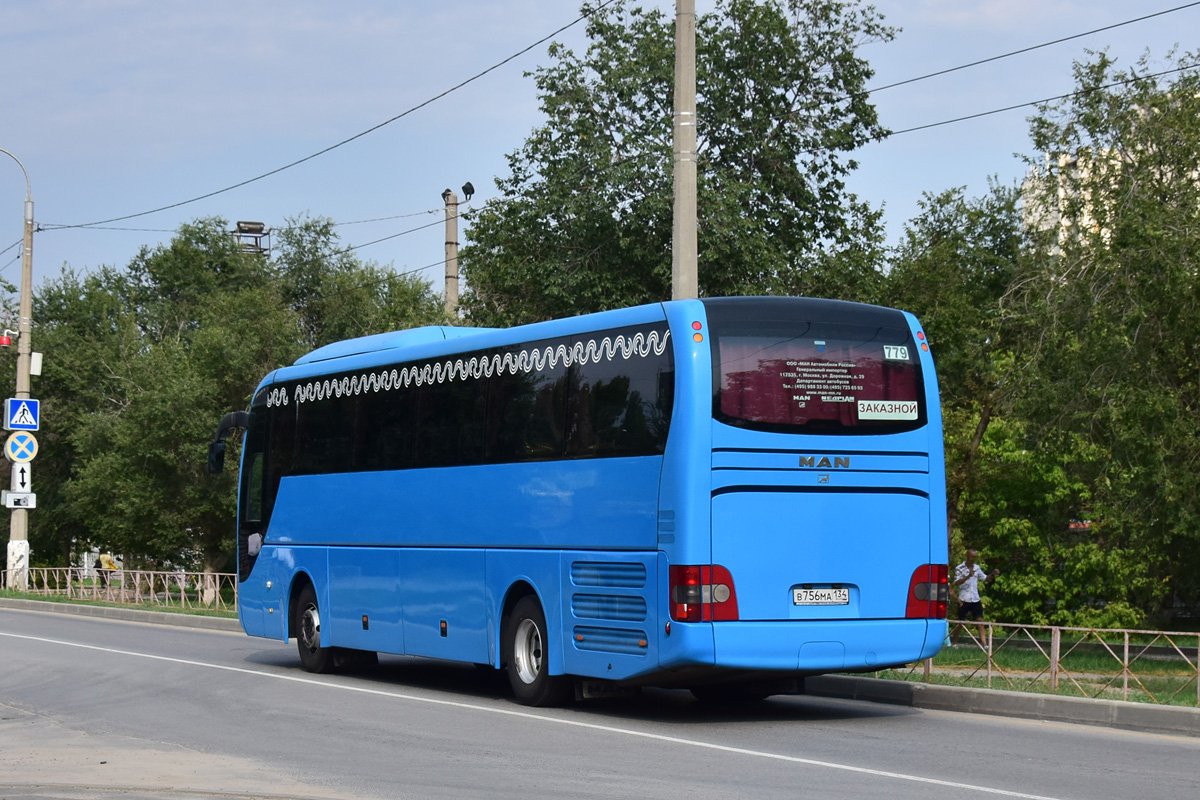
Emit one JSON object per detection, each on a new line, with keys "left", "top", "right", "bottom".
{"left": 880, "top": 621, "right": 1200, "bottom": 707}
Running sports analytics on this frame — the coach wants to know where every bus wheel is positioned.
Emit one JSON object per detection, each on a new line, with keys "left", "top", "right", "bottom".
{"left": 504, "top": 596, "right": 571, "bottom": 707}
{"left": 295, "top": 585, "right": 334, "bottom": 674}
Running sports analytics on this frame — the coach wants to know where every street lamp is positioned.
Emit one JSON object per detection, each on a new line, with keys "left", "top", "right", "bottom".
{"left": 443, "top": 183, "right": 473, "bottom": 318}
{"left": 0, "top": 148, "right": 34, "bottom": 590}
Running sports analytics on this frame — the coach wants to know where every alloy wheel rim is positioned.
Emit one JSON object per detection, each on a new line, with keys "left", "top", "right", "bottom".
{"left": 301, "top": 604, "right": 320, "bottom": 652}
{"left": 513, "top": 618, "right": 542, "bottom": 685}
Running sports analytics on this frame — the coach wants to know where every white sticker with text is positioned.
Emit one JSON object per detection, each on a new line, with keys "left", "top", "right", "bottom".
{"left": 858, "top": 400, "right": 919, "bottom": 420}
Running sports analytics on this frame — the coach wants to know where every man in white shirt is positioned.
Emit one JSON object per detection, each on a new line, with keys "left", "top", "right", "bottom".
{"left": 951, "top": 548, "right": 999, "bottom": 645}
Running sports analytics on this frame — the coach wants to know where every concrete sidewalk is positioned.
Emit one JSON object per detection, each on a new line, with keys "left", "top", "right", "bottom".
{"left": 0, "top": 596, "right": 241, "bottom": 632}
{"left": 4, "top": 597, "right": 1197, "bottom": 738}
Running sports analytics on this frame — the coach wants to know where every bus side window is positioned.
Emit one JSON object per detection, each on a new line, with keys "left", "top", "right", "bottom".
{"left": 294, "top": 391, "right": 356, "bottom": 475}
{"left": 240, "top": 408, "right": 269, "bottom": 525}
{"left": 567, "top": 329, "right": 673, "bottom": 458}
{"left": 266, "top": 399, "right": 295, "bottom": 514}
{"left": 244, "top": 451, "right": 264, "bottom": 523}
{"left": 486, "top": 361, "right": 568, "bottom": 462}
{"left": 358, "top": 382, "right": 417, "bottom": 472}
{"left": 415, "top": 374, "right": 486, "bottom": 468}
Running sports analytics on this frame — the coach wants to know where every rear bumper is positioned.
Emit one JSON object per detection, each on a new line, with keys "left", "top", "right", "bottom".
{"left": 710, "top": 618, "right": 945, "bottom": 672}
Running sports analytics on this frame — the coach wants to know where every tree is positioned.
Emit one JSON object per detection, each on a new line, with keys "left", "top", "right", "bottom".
{"left": 29, "top": 216, "right": 446, "bottom": 571}
{"left": 461, "top": 0, "right": 894, "bottom": 326}
{"left": 885, "top": 184, "right": 1026, "bottom": 550}
{"left": 273, "top": 215, "right": 448, "bottom": 350}
{"left": 1008, "top": 51, "right": 1200, "bottom": 624}
{"left": 15, "top": 266, "right": 129, "bottom": 566}
{"left": 33, "top": 221, "right": 298, "bottom": 570}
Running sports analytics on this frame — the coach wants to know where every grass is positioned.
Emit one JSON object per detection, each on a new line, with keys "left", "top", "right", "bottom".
{"left": 878, "top": 666, "right": 1199, "bottom": 708}
{"left": 937, "top": 642, "right": 1197, "bottom": 677}
{"left": 876, "top": 639, "right": 1200, "bottom": 708}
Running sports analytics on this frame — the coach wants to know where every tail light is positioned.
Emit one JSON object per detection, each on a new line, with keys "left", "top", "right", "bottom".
{"left": 906, "top": 564, "right": 948, "bottom": 619}
{"left": 669, "top": 565, "right": 739, "bottom": 622}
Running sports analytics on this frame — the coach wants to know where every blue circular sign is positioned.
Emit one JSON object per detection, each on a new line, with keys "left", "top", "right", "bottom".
{"left": 5, "top": 431, "right": 38, "bottom": 463}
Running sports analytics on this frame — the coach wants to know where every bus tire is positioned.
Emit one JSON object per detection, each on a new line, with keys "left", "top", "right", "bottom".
{"left": 504, "top": 596, "right": 571, "bottom": 707}
{"left": 295, "top": 584, "right": 335, "bottom": 674}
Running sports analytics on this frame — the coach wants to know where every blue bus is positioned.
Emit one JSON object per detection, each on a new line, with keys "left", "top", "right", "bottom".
{"left": 210, "top": 296, "right": 948, "bottom": 705}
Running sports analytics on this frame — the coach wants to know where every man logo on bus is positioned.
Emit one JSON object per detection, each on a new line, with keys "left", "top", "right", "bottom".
{"left": 799, "top": 456, "right": 849, "bottom": 469}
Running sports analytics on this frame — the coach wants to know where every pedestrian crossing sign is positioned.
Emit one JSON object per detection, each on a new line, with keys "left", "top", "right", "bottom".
{"left": 4, "top": 398, "right": 39, "bottom": 431}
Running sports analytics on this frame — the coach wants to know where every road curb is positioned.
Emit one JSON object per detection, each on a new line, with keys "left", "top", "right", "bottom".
{"left": 5, "top": 597, "right": 1197, "bottom": 736}
{"left": 0, "top": 597, "right": 242, "bottom": 632}
{"left": 807, "top": 674, "right": 1200, "bottom": 738}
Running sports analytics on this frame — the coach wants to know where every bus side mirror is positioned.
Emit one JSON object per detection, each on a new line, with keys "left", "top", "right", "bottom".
{"left": 208, "top": 410, "right": 250, "bottom": 475}
{"left": 208, "top": 441, "right": 227, "bottom": 475}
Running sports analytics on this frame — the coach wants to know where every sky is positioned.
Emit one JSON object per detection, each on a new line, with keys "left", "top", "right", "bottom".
{"left": 0, "top": 0, "right": 1195, "bottom": 302}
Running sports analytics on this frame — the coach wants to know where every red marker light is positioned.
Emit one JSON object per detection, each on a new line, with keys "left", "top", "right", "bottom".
{"left": 0, "top": 335, "right": 10, "bottom": 347}
{"left": 692, "top": 321, "right": 702, "bottom": 330}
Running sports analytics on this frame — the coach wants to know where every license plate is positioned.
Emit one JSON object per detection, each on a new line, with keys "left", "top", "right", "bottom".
{"left": 793, "top": 587, "right": 849, "bottom": 605}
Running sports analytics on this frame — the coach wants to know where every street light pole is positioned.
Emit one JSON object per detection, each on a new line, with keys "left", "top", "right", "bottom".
{"left": 672, "top": 0, "right": 698, "bottom": 300}
{"left": 442, "top": 188, "right": 459, "bottom": 317}
{"left": 1, "top": 148, "right": 34, "bottom": 590}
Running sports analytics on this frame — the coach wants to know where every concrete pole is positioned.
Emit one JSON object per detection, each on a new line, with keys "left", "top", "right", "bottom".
{"left": 672, "top": 0, "right": 699, "bottom": 300}
{"left": 1, "top": 148, "right": 33, "bottom": 590}
{"left": 442, "top": 188, "right": 459, "bottom": 317}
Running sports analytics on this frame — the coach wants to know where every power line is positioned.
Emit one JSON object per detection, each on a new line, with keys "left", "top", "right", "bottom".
{"left": 345, "top": 216, "right": 447, "bottom": 252}
{"left": 286, "top": 251, "right": 454, "bottom": 310}
{"left": 27, "top": 0, "right": 1195, "bottom": 279}
{"left": 335, "top": 210, "right": 440, "bottom": 226}
{"left": 29, "top": 209, "right": 452, "bottom": 278}
{"left": 39, "top": 209, "right": 441, "bottom": 235}
{"left": 34, "top": 1, "right": 1193, "bottom": 245}
{"left": 865, "top": 1, "right": 1200, "bottom": 97}
{"left": 41, "top": 1, "right": 615, "bottom": 232}
{"left": 37, "top": 225, "right": 177, "bottom": 233}
{"left": 889, "top": 62, "right": 1200, "bottom": 136}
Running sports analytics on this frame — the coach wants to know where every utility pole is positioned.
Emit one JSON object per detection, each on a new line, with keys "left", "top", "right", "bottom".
{"left": 672, "top": 0, "right": 698, "bottom": 300}
{"left": 442, "top": 188, "right": 459, "bottom": 317}
{"left": 1, "top": 148, "right": 34, "bottom": 591}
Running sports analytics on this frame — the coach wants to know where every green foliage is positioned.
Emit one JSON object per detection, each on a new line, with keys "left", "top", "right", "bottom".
{"left": 884, "top": 184, "right": 1028, "bottom": 560}
{"left": 274, "top": 215, "right": 448, "bottom": 349}
{"left": 880, "top": 65, "right": 1200, "bottom": 626}
{"left": 952, "top": 417, "right": 1155, "bottom": 627}
{"left": 27, "top": 216, "right": 443, "bottom": 571}
{"left": 1009, "top": 52, "right": 1200, "bottom": 625}
{"left": 887, "top": 184, "right": 1023, "bottom": 404}
{"left": 461, "top": 0, "right": 893, "bottom": 325}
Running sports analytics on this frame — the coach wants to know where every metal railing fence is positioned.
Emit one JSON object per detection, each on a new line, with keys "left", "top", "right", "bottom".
{"left": 889, "top": 620, "right": 1200, "bottom": 706}
{"left": 1, "top": 567, "right": 238, "bottom": 613}
{"left": 4, "top": 572, "right": 1198, "bottom": 706}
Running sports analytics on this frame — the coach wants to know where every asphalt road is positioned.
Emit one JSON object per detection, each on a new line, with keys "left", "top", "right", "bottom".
{"left": 1, "top": 608, "right": 1197, "bottom": 800}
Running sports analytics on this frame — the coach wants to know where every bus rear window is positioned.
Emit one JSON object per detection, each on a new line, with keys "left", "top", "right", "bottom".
{"left": 709, "top": 305, "right": 925, "bottom": 434}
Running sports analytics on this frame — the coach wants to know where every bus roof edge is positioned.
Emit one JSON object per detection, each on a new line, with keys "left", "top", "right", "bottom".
{"left": 293, "top": 326, "right": 494, "bottom": 365}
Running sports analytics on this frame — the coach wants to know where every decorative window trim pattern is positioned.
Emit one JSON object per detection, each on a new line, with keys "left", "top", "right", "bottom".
{"left": 267, "top": 328, "right": 672, "bottom": 408}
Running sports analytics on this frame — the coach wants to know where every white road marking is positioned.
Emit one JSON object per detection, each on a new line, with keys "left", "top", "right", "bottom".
{"left": 0, "top": 630, "right": 1063, "bottom": 799}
